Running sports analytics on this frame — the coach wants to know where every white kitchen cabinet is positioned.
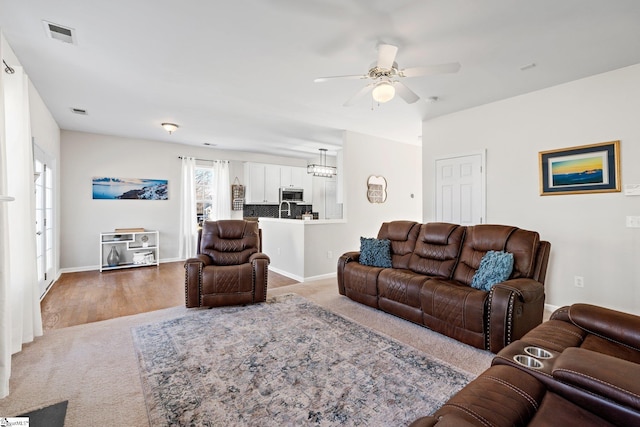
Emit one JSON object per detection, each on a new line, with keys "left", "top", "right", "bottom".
{"left": 100, "top": 230, "right": 159, "bottom": 272}
{"left": 246, "top": 163, "right": 313, "bottom": 204}
{"left": 302, "top": 171, "right": 313, "bottom": 204}
{"left": 280, "top": 166, "right": 306, "bottom": 188}
{"left": 245, "top": 163, "right": 280, "bottom": 204}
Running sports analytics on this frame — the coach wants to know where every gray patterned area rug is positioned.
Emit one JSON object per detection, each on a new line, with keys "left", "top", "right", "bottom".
{"left": 132, "top": 294, "right": 474, "bottom": 426}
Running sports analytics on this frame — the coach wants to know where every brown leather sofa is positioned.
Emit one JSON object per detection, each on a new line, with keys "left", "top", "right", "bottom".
{"left": 184, "top": 220, "right": 269, "bottom": 308}
{"left": 410, "top": 303, "right": 640, "bottom": 426}
{"left": 337, "top": 221, "right": 551, "bottom": 353}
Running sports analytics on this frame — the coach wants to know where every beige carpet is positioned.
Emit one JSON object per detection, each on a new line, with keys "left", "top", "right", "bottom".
{"left": 0, "top": 277, "right": 493, "bottom": 426}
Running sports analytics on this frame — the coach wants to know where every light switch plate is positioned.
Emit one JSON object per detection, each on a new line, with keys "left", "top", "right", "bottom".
{"left": 624, "top": 184, "right": 640, "bottom": 196}
{"left": 626, "top": 216, "right": 640, "bottom": 228}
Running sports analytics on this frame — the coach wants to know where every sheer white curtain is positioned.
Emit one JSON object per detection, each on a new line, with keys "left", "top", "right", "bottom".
{"left": 178, "top": 156, "right": 198, "bottom": 259}
{"left": 0, "top": 50, "right": 11, "bottom": 399}
{"left": 211, "top": 160, "right": 231, "bottom": 220}
{"left": 0, "top": 65, "right": 43, "bottom": 398}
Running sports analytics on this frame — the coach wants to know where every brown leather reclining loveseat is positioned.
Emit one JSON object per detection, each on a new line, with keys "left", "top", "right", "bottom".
{"left": 337, "top": 221, "right": 551, "bottom": 353}
{"left": 411, "top": 303, "right": 640, "bottom": 426}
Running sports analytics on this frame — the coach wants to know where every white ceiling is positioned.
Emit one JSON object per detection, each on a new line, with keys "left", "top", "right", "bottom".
{"left": 2, "top": 0, "right": 640, "bottom": 159}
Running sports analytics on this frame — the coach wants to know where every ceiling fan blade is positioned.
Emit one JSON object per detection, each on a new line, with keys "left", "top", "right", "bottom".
{"left": 399, "top": 62, "right": 461, "bottom": 78}
{"left": 268, "top": 0, "right": 349, "bottom": 17}
{"left": 394, "top": 81, "right": 420, "bottom": 104}
{"left": 314, "top": 74, "right": 367, "bottom": 83}
{"left": 377, "top": 44, "right": 398, "bottom": 69}
{"left": 343, "top": 84, "right": 374, "bottom": 107}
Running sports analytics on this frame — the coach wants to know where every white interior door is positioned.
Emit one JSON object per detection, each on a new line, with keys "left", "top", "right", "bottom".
{"left": 34, "top": 144, "right": 54, "bottom": 298}
{"left": 435, "top": 153, "right": 485, "bottom": 225}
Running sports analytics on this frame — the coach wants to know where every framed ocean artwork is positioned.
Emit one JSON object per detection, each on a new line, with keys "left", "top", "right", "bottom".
{"left": 92, "top": 177, "right": 168, "bottom": 200}
{"left": 539, "top": 141, "right": 620, "bottom": 195}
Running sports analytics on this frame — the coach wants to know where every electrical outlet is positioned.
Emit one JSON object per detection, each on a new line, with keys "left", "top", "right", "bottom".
{"left": 574, "top": 276, "right": 584, "bottom": 288}
{"left": 277, "top": 248, "right": 281, "bottom": 255}
{"left": 327, "top": 250, "right": 333, "bottom": 259}
{"left": 626, "top": 216, "right": 640, "bottom": 228}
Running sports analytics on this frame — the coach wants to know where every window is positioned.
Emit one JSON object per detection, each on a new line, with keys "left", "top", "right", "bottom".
{"left": 193, "top": 160, "right": 231, "bottom": 225}
{"left": 195, "top": 166, "right": 214, "bottom": 225}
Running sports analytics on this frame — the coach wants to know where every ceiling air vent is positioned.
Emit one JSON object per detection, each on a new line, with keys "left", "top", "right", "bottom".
{"left": 42, "top": 21, "right": 77, "bottom": 44}
{"left": 70, "top": 108, "right": 87, "bottom": 115}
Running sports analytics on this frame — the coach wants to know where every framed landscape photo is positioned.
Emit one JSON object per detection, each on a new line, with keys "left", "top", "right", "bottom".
{"left": 539, "top": 141, "right": 621, "bottom": 196}
{"left": 92, "top": 177, "right": 168, "bottom": 200}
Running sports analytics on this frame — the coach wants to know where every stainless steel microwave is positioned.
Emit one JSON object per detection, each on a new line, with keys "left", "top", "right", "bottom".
{"left": 280, "top": 187, "right": 304, "bottom": 203}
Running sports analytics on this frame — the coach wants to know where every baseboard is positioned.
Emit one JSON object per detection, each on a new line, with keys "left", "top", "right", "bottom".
{"left": 268, "top": 267, "right": 336, "bottom": 283}
{"left": 59, "top": 265, "right": 97, "bottom": 274}
{"left": 545, "top": 303, "right": 561, "bottom": 315}
{"left": 59, "top": 258, "right": 183, "bottom": 274}
{"left": 302, "top": 272, "right": 336, "bottom": 283}
{"left": 268, "top": 266, "right": 303, "bottom": 282}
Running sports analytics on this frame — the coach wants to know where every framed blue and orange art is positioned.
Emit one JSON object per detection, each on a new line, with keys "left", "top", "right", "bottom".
{"left": 539, "top": 141, "right": 620, "bottom": 195}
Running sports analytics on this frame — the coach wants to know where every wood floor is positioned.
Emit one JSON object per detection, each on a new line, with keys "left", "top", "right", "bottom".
{"left": 40, "top": 261, "right": 298, "bottom": 331}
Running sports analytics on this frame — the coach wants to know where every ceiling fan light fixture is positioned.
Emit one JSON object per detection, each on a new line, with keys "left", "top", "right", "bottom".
{"left": 161, "top": 122, "right": 179, "bottom": 134}
{"left": 372, "top": 81, "right": 395, "bottom": 103}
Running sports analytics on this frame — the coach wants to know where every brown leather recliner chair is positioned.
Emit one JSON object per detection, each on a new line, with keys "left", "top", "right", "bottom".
{"left": 184, "top": 220, "right": 270, "bottom": 308}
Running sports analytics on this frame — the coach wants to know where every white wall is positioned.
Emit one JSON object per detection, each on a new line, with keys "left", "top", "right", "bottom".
{"left": 264, "top": 131, "right": 423, "bottom": 281}
{"left": 261, "top": 129, "right": 423, "bottom": 281}
{"left": 305, "top": 131, "right": 423, "bottom": 271}
{"left": 343, "top": 131, "right": 423, "bottom": 236}
{"left": 422, "top": 64, "right": 640, "bottom": 314}
{"left": 60, "top": 130, "right": 308, "bottom": 270}
{"left": 60, "top": 129, "right": 423, "bottom": 273}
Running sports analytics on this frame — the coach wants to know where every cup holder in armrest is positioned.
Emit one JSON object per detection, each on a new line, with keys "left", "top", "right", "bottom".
{"left": 513, "top": 354, "right": 544, "bottom": 369}
{"left": 524, "top": 346, "right": 553, "bottom": 359}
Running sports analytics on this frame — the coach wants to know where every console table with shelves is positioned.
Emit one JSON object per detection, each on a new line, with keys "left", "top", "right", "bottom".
{"left": 99, "top": 230, "right": 159, "bottom": 272}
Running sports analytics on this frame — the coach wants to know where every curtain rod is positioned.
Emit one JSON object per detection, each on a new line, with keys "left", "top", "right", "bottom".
{"left": 178, "top": 156, "right": 228, "bottom": 163}
{"left": 3, "top": 59, "right": 16, "bottom": 74}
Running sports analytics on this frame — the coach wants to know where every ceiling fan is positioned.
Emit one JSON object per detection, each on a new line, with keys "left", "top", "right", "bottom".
{"left": 314, "top": 44, "right": 460, "bottom": 106}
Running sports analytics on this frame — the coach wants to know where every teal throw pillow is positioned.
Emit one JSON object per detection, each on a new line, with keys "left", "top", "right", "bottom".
{"left": 359, "top": 237, "right": 392, "bottom": 268}
{"left": 471, "top": 250, "right": 514, "bottom": 291}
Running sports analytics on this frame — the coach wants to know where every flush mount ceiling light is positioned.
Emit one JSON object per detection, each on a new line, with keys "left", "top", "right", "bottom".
{"left": 161, "top": 122, "right": 179, "bottom": 134}
{"left": 372, "top": 81, "right": 396, "bottom": 103}
{"left": 307, "top": 148, "right": 337, "bottom": 178}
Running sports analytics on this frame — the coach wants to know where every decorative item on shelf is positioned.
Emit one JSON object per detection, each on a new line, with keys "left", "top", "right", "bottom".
{"left": 307, "top": 148, "right": 337, "bottom": 177}
{"left": 107, "top": 246, "right": 120, "bottom": 267}
{"left": 133, "top": 251, "right": 154, "bottom": 265}
{"left": 231, "top": 177, "right": 245, "bottom": 211}
{"left": 115, "top": 227, "right": 145, "bottom": 232}
{"left": 141, "top": 234, "right": 149, "bottom": 248}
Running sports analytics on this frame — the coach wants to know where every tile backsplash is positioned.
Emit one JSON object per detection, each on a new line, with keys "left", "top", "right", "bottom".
{"left": 244, "top": 204, "right": 313, "bottom": 219}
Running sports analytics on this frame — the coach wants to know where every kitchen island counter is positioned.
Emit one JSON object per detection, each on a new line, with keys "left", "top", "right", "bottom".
{"left": 257, "top": 217, "right": 346, "bottom": 225}
{"left": 258, "top": 217, "right": 349, "bottom": 282}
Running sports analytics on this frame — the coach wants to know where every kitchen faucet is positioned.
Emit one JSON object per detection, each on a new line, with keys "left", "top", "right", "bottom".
{"left": 279, "top": 200, "right": 291, "bottom": 218}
